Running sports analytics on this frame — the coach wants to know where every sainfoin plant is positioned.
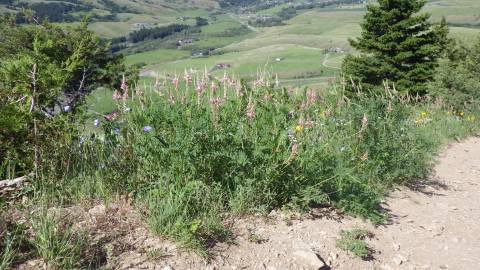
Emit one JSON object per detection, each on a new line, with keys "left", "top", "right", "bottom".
{"left": 38, "top": 70, "right": 478, "bottom": 252}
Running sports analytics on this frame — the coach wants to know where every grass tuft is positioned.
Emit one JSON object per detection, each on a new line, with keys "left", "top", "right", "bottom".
{"left": 336, "top": 228, "right": 373, "bottom": 259}
{"left": 30, "top": 211, "right": 86, "bottom": 269}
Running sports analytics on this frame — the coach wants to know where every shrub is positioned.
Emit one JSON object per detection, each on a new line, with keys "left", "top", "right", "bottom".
{"left": 429, "top": 38, "right": 480, "bottom": 111}
{"left": 53, "top": 71, "right": 475, "bottom": 250}
{"left": 26, "top": 72, "right": 479, "bottom": 253}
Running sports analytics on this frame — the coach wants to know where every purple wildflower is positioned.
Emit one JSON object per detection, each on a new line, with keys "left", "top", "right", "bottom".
{"left": 143, "top": 126, "right": 153, "bottom": 133}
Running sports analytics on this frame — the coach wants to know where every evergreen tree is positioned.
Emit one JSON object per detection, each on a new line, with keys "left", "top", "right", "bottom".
{"left": 342, "top": 0, "right": 449, "bottom": 95}
{"left": 0, "top": 15, "right": 136, "bottom": 179}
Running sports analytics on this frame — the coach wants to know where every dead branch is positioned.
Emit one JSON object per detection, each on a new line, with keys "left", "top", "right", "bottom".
{"left": 0, "top": 173, "right": 34, "bottom": 189}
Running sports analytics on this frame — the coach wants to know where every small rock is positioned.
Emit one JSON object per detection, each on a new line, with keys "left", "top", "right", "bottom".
{"left": 393, "top": 255, "right": 406, "bottom": 266}
{"left": 393, "top": 243, "right": 400, "bottom": 251}
{"left": 162, "top": 266, "right": 174, "bottom": 270}
{"left": 329, "top": 252, "right": 338, "bottom": 260}
{"left": 293, "top": 249, "right": 326, "bottom": 269}
{"left": 88, "top": 204, "right": 106, "bottom": 216}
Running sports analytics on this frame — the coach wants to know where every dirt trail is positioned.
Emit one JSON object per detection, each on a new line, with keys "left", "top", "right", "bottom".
{"left": 16, "top": 138, "right": 480, "bottom": 270}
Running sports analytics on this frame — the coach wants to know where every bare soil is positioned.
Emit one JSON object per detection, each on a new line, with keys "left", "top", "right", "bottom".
{"left": 14, "top": 137, "right": 480, "bottom": 270}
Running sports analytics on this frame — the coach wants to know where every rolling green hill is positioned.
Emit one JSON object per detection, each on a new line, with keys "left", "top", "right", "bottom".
{"left": 2, "top": 0, "right": 480, "bottom": 88}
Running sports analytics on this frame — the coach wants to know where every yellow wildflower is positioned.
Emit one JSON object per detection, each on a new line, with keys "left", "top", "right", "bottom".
{"left": 295, "top": 125, "right": 304, "bottom": 133}
{"left": 459, "top": 112, "right": 465, "bottom": 117}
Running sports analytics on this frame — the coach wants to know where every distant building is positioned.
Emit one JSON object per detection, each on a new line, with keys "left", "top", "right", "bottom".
{"left": 326, "top": 47, "right": 345, "bottom": 53}
{"left": 177, "top": 39, "right": 194, "bottom": 46}
{"left": 215, "top": 63, "right": 231, "bottom": 69}
{"left": 132, "top": 23, "right": 153, "bottom": 29}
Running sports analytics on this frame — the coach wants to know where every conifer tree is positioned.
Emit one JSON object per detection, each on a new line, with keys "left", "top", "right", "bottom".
{"left": 342, "top": 0, "right": 449, "bottom": 95}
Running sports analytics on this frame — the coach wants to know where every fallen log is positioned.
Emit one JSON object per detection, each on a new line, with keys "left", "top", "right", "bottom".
{"left": 0, "top": 173, "right": 34, "bottom": 189}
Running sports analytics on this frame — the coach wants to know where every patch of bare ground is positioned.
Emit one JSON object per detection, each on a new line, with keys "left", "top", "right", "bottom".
{"left": 11, "top": 137, "right": 480, "bottom": 270}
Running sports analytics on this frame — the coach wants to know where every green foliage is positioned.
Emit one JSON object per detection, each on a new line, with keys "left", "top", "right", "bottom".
{"left": 0, "top": 217, "right": 33, "bottom": 270}
{"left": 429, "top": 38, "right": 480, "bottom": 110}
{"left": 342, "top": 0, "right": 449, "bottom": 95}
{"left": 36, "top": 70, "right": 479, "bottom": 251}
{"left": 336, "top": 228, "right": 373, "bottom": 259}
{"left": 30, "top": 211, "right": 85, "bottom": 269}
{"left": 0, "top": 15, "right": 131, "bottom": 179}
{"left": 1, "top": 66, "right": 475, "bottom": 257}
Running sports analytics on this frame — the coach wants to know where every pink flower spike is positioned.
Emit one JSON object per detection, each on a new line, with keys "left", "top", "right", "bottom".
{"left": 120, "top": 75, "right": 129, "bottom": 92}
{"left": 211, "top": 82, "right": 219, "bottom": 94}
{"left": 112, "top": 90, "right": 122, "bottom": 101}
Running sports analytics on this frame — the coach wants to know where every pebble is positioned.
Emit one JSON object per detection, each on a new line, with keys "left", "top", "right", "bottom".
{"left": 162, "top": 266, "right": 174, "bottom": 270}
{"left": 393, "top": 255, "right": 406, "bottom": 266}
{"left": 88, "top": 204, "right": 106, "bottom": 216}
{"left": 293, "top": 249, "right": 326, "bottom": 269}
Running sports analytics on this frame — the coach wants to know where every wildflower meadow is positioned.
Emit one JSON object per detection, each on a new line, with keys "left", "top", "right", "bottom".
{"left": 32, "top": 70, "right": 478, "bottom": 251}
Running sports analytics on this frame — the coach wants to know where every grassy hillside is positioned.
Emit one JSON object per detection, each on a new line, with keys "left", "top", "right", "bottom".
{"left": 124, "top": 1, "right": 480, "bottom": 87}
{"left": 2, "top": 0, "right": 480, "bottom": 86}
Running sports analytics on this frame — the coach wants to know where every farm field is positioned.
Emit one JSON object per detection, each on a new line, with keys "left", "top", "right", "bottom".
{"left": 125, "top": 1, "right": 480, "bottom": 86}
{"left": 1, "top": 0, "right": 479, "bottom": 85}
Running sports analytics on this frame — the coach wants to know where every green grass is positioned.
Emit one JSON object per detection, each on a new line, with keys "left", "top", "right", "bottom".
{"left": 122, "top": 2, "right": 480, "bottom": 86}
{"left": 31, "top": 211, "right": 86, "bottom": 269}
{"left": 336, "top": 228, "right": 373, "bottom": 259}
{"left": 63, "top": 71, "right": 480, "bottom": 254}
{"left": 124, "top": 48, "right": 191, "bottom": 66}
{"left": 426, "top": 0, "right": 480, "bottom": 25}
{"left": 147, "top": 44, "right": 339, "bottom": 80}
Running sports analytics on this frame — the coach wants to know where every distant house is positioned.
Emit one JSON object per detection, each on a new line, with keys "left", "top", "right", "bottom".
{"left": 215, "top": 63, "right": 231, "bottom": 69}
{"left": 132, "top": 23, "right": 153, "bottom": 29}
{"left": 177, "top": 39, "right": 194, "bottom": 46}
{"left": 326, "top": 47, "right": 345, "bottom": 53}
{"left": 275, "top": 57, "right": 284, "bottom": 62}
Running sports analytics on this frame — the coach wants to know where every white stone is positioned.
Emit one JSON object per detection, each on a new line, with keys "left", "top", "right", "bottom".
{"left": 393, "top": 254, "right": 407, "bottom": 266}
{"left": 88, "top": 204, "right": 106, "bottom": 216}
{"left": 293, "top": 249, "right": 326, "bottom": 269}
